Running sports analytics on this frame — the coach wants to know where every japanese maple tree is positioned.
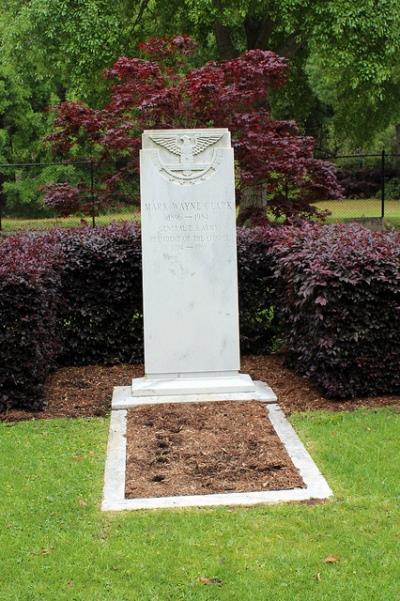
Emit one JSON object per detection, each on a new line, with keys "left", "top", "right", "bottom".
{"left": 47, "top": 35, "right": 341, "bottom": 222}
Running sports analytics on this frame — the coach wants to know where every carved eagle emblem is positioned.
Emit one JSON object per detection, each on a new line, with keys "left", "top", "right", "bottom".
{"left": 149, "top": 133, "right": 223, "bottom": 165}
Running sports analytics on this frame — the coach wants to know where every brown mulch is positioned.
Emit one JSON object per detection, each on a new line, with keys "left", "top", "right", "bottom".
{"left": 241, "top": 355, "right": 400, "bottom": 415}
{"left": 2, "top": 354, "right": 400, "bottom": 423}
{"left": 0, "top": 364, "right": 143, "bottom": 423}
{"left": 125, "top": 401, "right": 305, "bottom": 498}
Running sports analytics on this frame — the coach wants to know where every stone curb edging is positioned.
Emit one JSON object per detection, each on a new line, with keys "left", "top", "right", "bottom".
{"left": 101, "top": 400, "right": 333, "bottom": 511}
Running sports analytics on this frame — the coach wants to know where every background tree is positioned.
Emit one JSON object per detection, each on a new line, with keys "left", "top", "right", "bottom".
{"left": 0, "top": 64, "right": 55, "bottom": 216}
{"left": 0, "top": 0, "right": 158, "bottom": 105}
{"left": 47, "top": 36, "right": 341, "bottom": 222}
{"left": 0, "top": 2, "right": 95, "bottom": 215}
{"left": 1, "top": 0, "right": 398, "bottom": 219}
{"left": 2, "top": 0, "right": 400, "bottom": 158}
{"left": 149, "top": 0, "right": 400, "bottom": 151}
{"left": 306, "top": 1, "right": 400, "bottom": 151}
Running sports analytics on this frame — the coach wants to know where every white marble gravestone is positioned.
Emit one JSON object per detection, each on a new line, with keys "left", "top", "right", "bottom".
{"left": 112, "top": 128, "right": 276, "bottom": 406}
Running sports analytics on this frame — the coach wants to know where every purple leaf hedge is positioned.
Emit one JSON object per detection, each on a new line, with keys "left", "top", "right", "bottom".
{"left": 1, "top": 222, "right": 400, "bottom": 411}
{"left": 263, "top": 223, "right": 400, "bottom": 398}
{"left": 0, "top": 230, "right": 63, "bottom": 411}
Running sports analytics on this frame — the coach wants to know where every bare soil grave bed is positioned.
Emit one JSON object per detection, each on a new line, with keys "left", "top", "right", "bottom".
{"left": 125, "top": 401, "right": 305, "bottom": 498}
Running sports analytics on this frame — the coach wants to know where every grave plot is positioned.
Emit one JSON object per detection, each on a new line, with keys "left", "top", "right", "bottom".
{"left": 103, "top": 127, "right": 332, "bottom": 511}
{"left": 102, "top": 400, "right": 332, "bottom": 511}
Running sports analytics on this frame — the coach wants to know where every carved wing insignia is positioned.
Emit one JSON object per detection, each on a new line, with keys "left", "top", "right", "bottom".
{"left": 149, "top": 136, "right": 181, "bottom": 156}
{"left": 192, "top": 135, "right": 223, "bottom": 156}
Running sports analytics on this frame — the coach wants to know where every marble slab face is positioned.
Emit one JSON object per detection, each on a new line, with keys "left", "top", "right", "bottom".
{"left": 139, "top": 128, "right": 242, "bottom": 380}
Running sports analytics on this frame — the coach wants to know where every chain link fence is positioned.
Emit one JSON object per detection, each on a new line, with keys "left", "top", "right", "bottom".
{"left": 0, "top": 159, "right": 139, "bottom": 234}
{"left": 313, "top": 151, "right": 400, "bottom": 228}
{"left": 2, "top": 153, "right": 400, "bottom": 233}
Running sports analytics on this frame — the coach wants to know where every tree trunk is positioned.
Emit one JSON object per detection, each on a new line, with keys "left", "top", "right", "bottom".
{"left": 213, "top": 20, "right": 237, "bottom": 58}
{"left": 395, "top": 124, "right": 400, "bottom": 154}
{"left": 244, "top": 16, "right": 274, "bottom": 49}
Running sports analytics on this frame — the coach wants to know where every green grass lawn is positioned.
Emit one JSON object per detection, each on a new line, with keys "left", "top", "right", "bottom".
{"left": 313, "top": 198, "right": 400, "bottom": 227}
{"left": 3, "top": 199, "right": 400, "bottom": 232}
{"left": 0, "top": 211, "right": 140, "bottom": 231}
{"left": 1, "top": 408, "right": 399, "bottom": 600}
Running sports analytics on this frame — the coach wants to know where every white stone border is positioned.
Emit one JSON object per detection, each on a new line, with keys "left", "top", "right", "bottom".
{"left": 101, "top": 403, "right": 333, "bottom": 511}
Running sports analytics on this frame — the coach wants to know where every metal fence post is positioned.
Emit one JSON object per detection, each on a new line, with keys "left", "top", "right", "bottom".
{"left": 90, "top": 159, "right": 95, "bottom": 227}
{"left": 381, "top": 149, "right": 385, "bottom": 220}
{"left": 0, "top": 173, "right": 4, "bottom": 232}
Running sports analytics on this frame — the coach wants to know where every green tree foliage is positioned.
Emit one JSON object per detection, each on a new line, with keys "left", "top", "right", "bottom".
{"left": 152, "top": 0, "right": 400, "bottom": 150}
{"left": 0, "top": 67, "right": 40, "bottom": 163}
{"left": 0, "top": 1, "right": 110, "bottom": 214}
{"left": 307, "top": 1, "right": 400, "bottom": 149}
{"left": 0, "top": 0, "right": 399, "bottom": 216}
{"left": 0, "top": 64, "right": 85, "bottom": 216}
{"left": 0, "top": 0, "right": 157, "bottom": 104}
{"left": 0, "top": 64, "right": 51, "bottom": 215}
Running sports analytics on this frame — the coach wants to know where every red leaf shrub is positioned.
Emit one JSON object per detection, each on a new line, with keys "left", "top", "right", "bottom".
{"left": 0, "top": 231, "right": 63, "bottom": 411}
{"left": 2, "top": 222, "right": 399, "bottom": 411}
{"left": 0, "top": 224, "right": 276, "bottom": 411}
{"left": 0, "top": 225, "right": 145, "bottom": 411}
{"left": 42, "top": 182, "right": 81, "bottom": 216}
{"left": 336, "top": 164, "right": 399, "bottom": 199}
{"left": 57, "top": 223, "right": 143, "bottom": 365}
{"left": 237, "top": 227, "right": 279, "bottom": 353}
{"left": 265, "top": 223, "right": 400, "bottom": 398}
{"left": 47, "top": 36, "right": 341, "bottom": 221}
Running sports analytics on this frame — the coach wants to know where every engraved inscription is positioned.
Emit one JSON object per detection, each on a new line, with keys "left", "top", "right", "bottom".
{"left": 144, "top": 200, "right": 232, "bottom": 212}
{"left": 144, "top": 198, "right": 232, "bottom": 249}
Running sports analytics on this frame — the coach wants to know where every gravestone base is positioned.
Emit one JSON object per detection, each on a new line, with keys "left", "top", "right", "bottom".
{"left": 112, "top": 379, "right": 276, "bottom": 409}
{"left": 132, "top": 372, "right": 255, "bottom": 397}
